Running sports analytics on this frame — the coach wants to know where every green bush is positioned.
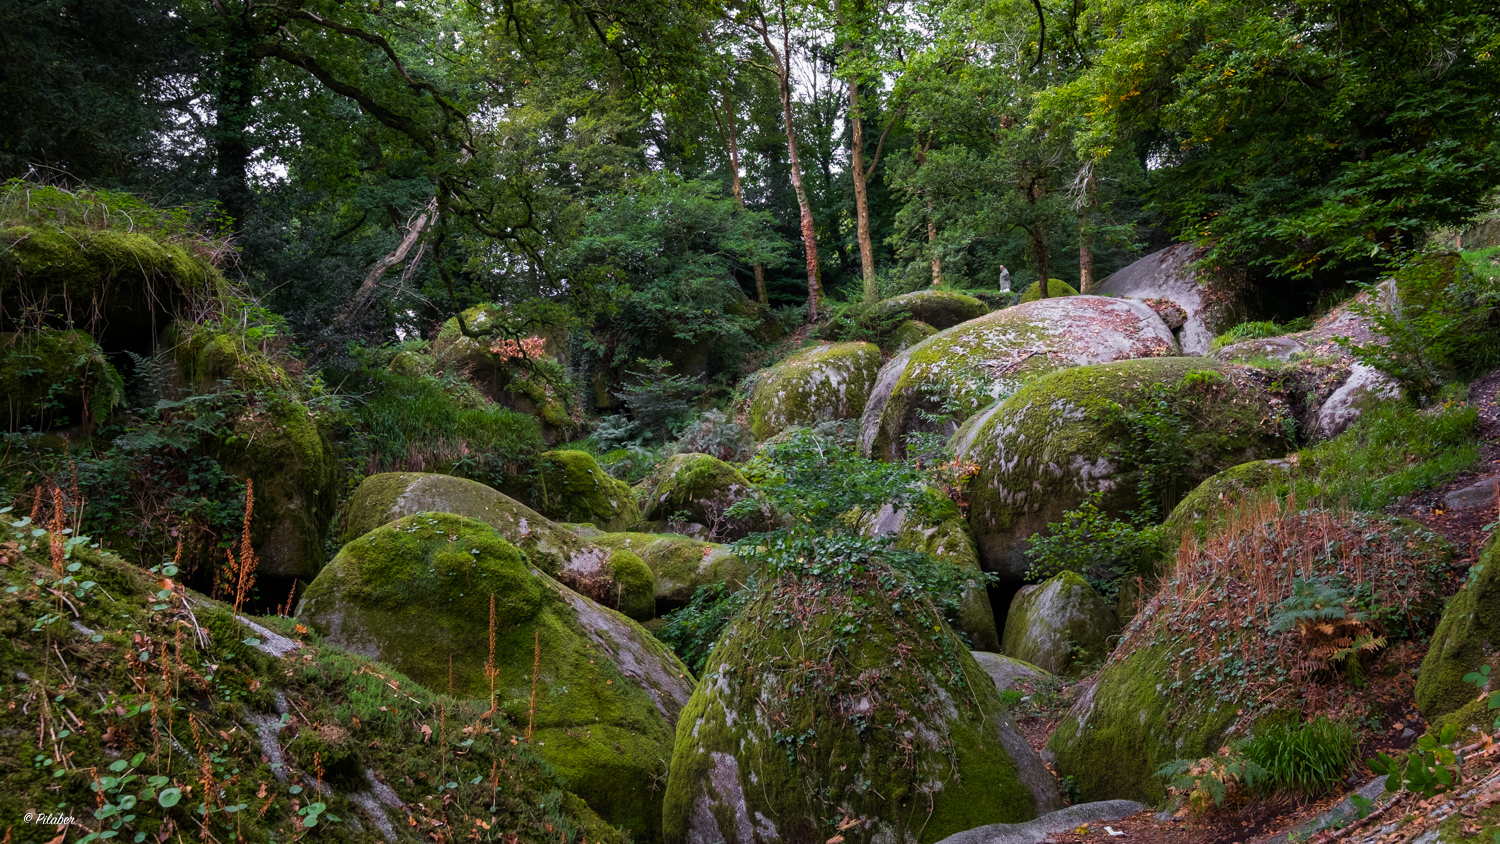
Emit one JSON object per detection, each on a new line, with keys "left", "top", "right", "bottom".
{"left": 1024, "top": 492, "right": 1161, "bottom": 599}
{"left": 1239, "top": 717, "right": 1356, "bottom": 799}
{"left": 1342, "top": 253, "right": 1500, "bottom": 400}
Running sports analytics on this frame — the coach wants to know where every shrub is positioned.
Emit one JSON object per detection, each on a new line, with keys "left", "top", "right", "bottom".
{"left": 1210, "top": 317, "right": 1313, "bottom": 350}
{"left": 613, "top": 357, "right": 702, "bottom": 442}
{"left": 1240, "top": 717, "right": 1356, "bottom": 799}
{"left": 654, "top": 579, "right": 758, "bottom": 675}
{"left": 671, "top": 409, "right": 753, "bottom": 463}
{"left": 1024, "top": 492, "right": 1161, "bottom": 599}
{"left": 1156, "top": 747, "right": 1264, "bottom": 817}
{"left": 1342, "top": 253, "right": 1500, "bottom": 400}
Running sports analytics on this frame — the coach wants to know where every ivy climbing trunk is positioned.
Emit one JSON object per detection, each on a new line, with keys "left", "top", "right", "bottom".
{"left": 849, "top": 78, "right": 878, "bottom": 304}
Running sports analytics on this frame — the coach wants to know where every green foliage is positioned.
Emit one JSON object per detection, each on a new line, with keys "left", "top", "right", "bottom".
{"left": 1288, "top": 394, "right": 1479, "bottom": 509}
{"left": 1342, "top": 254, "right": 1500, "bottom": 400}
{"left": 0, "top": 180, "right": 229, "bottom": 254}
{"left": 1210, "top": 317, "right": 1314, "bottom": 350}
{"left": 1369, "top": 723, "right": 1464, "bottom": 799}
{"left": 1239, "top": 717, "right": 1356, "bottom": 799}
{"left": 1018, "top": 278, "right": 1079, "bottom": 302}
{"left": 612, "top": 358, "right": 703, "bottom": 443}
{"left": 654, "top": 580, "right": 759, "bottom": 675}
{"left": 671, "top": 409, "right": 754, "bottom": 464}
{"left": 1024, "top": 492, "right": 1161, "bottom": 598}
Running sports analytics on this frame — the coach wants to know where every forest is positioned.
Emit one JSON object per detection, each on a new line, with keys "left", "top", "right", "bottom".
{"left": 3, "top": 0, "right": 1500, "bottom": 841}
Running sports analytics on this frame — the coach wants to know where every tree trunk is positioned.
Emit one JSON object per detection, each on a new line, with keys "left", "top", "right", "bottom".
{"left": 849, "top": 78, "right": 878, "bottom": 304}
{"left": 337, "top": 197, "right": 438, "bottom": 326}
{"left": 1078, "top": 171, "right": 1097, "bottom": 293}
{"left": 214, "top": 21, "right": 256, "bottom": 230}
{"left": 915, "top": 138, "right": 941, "bottom": 286}
{"left": 722, "top": 86, "right": 767, "bottom": 304}
{"left": 760, "top": 1, "right": 822, "bottom": 322}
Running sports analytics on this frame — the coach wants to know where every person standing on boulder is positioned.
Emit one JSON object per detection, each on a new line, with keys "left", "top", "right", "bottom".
{"left": 998, "top": 265, "right": 1011, "bottom": 292}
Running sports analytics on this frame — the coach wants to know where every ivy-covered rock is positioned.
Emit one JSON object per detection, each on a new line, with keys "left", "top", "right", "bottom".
{"left": 509, "top": 450, "right": 642, "bottom": 532}
{"left": 0, "top": 328, "right": 124, "bottom": 431}
{"left": 892, "top": 319, "right": 938, "bottom": 351}
{"left": 859, "top": 296, "right": 1179, "bottom": 462}
{"left": 299, "top": 512, "right": 693, "bottom": 839}
{"left": 972, "top": 651, "right": 1051, "bottom": 694}
{"left": 1001, "top": 572, "right": 1118, "bottom": 676}
{"left": 640, "top": 453, "right": 776, "bottom": 541}
{"left": 1417, "top": 533, "right": 1500, "bottom": 725}
{"left": 960, "top": 358, "right": 1292, "bottom": 579}
{"left": 174, "top": 325, "right": 338, "bottom": 580}
{"left": 1018, "top": 279, "right": 1079, "bottom": 303}
{"left": 342, "top": 472, "right": 655, "bottom": 619}
{"left": 865, "top": 499, "right": 1000, "bottom": 651}
{"left": 748, "top": 342, "right": 882, "bottom": 440}
{"left": 1047, "top": 509, "right": 1447, "bottom": 804}
{"left": 590, "top": 531, "right": 750, "bottom": 612}
{"left": 661, "top": 569, "right": 1063, "bottom": 844}
{"left": 873, "top": 289, "right": 990, "bottom": 329}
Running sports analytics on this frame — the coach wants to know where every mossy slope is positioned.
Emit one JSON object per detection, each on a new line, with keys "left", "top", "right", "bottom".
{"left": 661, "top": 571, "right": 1062, "bottom": 844}
{"left": 299, "top": 512, "right": 693, "bottom": 840}
{"left": 1417, "top": 532, "right": 1500, "bottom": 723}
{"left": 748, "top": 342, "right": 882, "bottom": 440}
{"left": 859, "top": 295, "right": 1179, "bottom": 462}
{"left": 961, "top": 358, "right": 1291, "bottom": 579}
{"left": 342, "top": 472, "right": 654, "bottom": 618}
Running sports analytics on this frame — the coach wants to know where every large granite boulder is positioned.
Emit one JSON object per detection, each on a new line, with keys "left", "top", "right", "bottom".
{"left": 1093, "top": 244, "right": 1241, "bottom": 356}
{"left": 1417, "top": 532, "right": 1500, "bottom": 727}
{"left": 299, "top": 512, "right": 692, "bottom": 840}
{"left": 960, "top": 358, "right": 1292, "bottom": 580}
{"left": 589, "top": 531, "right": 751, "bottom": 612}
{"left": 971, "top": 651, "right": 1052, "bottom": 695}
{"left": 662, "top": 569, "right": 1063, "bottom": 844}
{"left": 508, "top": 449, "right": 642, "bottom": 532}
{"left": 748, "top": 342, "right": 882, "bottom": 440}
{"left": 873, "top": 289, "right": 990, "bottom": 329}
{"left": 1048, "top": 510, "right": 1447, "bottom": 804}
{"left": 860, "top": 296, "right": 1179, "bottom": 462}
{"left": 640, "top": 453, "right": 777, "bottom": 541}
{"left": 342, "top": 472, "right": 654, "bottom": 619}
{"left": 1002, "top": 572, "right": 1119, "bottom": 676}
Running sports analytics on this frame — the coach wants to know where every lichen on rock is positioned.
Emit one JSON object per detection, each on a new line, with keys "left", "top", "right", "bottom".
{"left": 747, "top": 342, "right": 882, "bottom": 440}
{"left": 640, "top": 453, "right": 777, "bottom": 541}
{"left": 342, "top": 472, "right": 654, "bottom": 618}
{"left": 859, "top": 295, "right": 1180, "bottom": 462}
{"left": 299, "top": 512, "right": 692, "bottom": 839}
{"left": 960, "top": 358, "right": 1293, "bottom": 579}
{"left": 661, "top": 564, "right": 1062, "bottom": 844}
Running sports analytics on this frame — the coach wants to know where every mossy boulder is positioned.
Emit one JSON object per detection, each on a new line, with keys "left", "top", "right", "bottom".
{"left": 1163, "top": 458, "right": 1297, "bottom": 544}
{"left": 1001, "top": 572, "right": 1118, "bottom": 676}
{"left": 971, "top": 651, "right": 1051, "bottom": 694}
{"left": 1417, "top": 533, "right": 1500, "bottom": 724}
{"left": 1, "top": 328, "right": 124, "bottom": 431}
{"left": 892, "top": 319, "right": 938, "bottom": 351}
{"left": 299, "top": 512, "right": 693, "bottom": 839}
{"left": 640, "top": 453, "right": 776, "bottom": 541}
{"left": 960, "top": 358, "right": 1291, "bottom": 579}
{"left": 343, "top": 472, "right": 655, "bottom": 619}
{"left": 748, "top": 342, "right": 882, "bottom": 440}
{"left": 0, "top": 224, "right": 221, "bottom": 355}
{"left": 859, "top": 296, "right": 1179, "bottom": 462}
{"left": 590, "top": 532, "right": 751, "bottom": 612}
{"left": 509, "top": 450, "right": 642, "bottom": 532}
{"left": 864, "top": 498, "right": 1000, "bottom": 651}
{"left": 1048, "top": 509, "right": 1447, "bottom": 804}
{"left": 430, "top": 305, "right": 578, "bottom": 441}
{"left": 873, "top": 289, "right": 990, "bottom": 329}
{"left": 1018, "top": 279, "right": 1079, "bottom": 303}
{"left": 1093, "top": 244, "right": 1244, "bottom": 355}
{"left": 661, "top": 571, "right": 1063, "bottom": 844}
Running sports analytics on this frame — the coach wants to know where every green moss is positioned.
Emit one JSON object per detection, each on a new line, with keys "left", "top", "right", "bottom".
{"left": 873, "top": 290, "right": 990, "bottom": 329}
{"left": 0, "top": 328, "right": 124, "bottom": 430}
{"left": 342, "top": 472, "right": 649, "bottom": 618}
{"left": 891, "top": 319, "right": 938, "bottom": 351}
{"left": 748, "top": 342, "right": 882, "bottom": 440}
{"left": 661, "top": 572, "right": 1059, "bottom": 844}
{"left": 1163, "top": 458, "right": 1297, "bottom": 544}
{"left": 1417, "top": 533, "right": 1500, "bottom": 722}
{"left": 590, "top": 531, "right": 751, "bottom": 610}
{"left": 963, "top": 358, "right": 1291, "bottom": 579}
{"left": 886, "top": 512, "right": 998, "bottom": 651}
{"left": 1001, "top": 571, "right": 1117, "bottom": 676}
{"left": 513, "top": 450, "right": 642, "bottom": 532}
{"left": 300, "top": 512, "right": 694, "bottom": 840}
{"left": 641, "top": 453, "right": 776, "bottom": 540}
{"left": 1018, "top": 278, "right": 1080, "bottom": 303}
{"left": 1048, "top": 642, "right": 1239, "bottom": 804}
{"left": 0, "top": 531, "right": 616, "bottom": 844}
{"left": 606, "top": 548, "right": 657, "bottom": 620}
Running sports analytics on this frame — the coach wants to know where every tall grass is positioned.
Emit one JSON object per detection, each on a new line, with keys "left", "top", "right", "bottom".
{"left": 1241, "top": 717, "right": 1356, "bottom": 799}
